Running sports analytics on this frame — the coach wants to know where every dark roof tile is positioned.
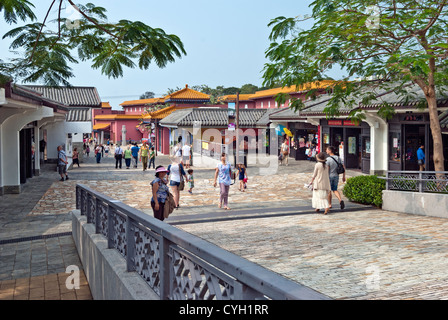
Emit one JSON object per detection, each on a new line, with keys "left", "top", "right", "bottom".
{"left": 23, "top": 85, "right": 101, "bottom": 107}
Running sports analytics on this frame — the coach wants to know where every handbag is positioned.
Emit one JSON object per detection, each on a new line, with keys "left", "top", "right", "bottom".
{"left": 178, "top": 165, "right": 185, "bottom": 191}
{"left": 163, "top": 192, "right": 176, "bottom": 219}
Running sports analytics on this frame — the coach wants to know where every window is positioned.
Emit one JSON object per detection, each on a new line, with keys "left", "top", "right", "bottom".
{"left": 261, "top": 102, "right": 264, "bottom": 108}
{"left": 389, "top": 131, "right": 401, "bottom": 162}
{"left": 245, "top": 104, "right": 248, "bottom": 109}
{"left": 268, "top": 101, "right": 271, "bottom": 108}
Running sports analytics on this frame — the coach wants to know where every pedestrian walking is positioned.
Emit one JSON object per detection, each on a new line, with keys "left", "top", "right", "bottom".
{"left": 57, "top": 145, "right": 69, "bottom": 181}
{"left": 213, "top": 153, "right": 233, "bottom": 210}
{"left": 151, "top": 166, "right": 170, "bottom": 221}
{"left": 72, "top": 148, "right": 80, "bottom": 168}
{"left": 86, "top": 145, "right": 90, "bottom": 157}
{"left": 309, "top": 152, "right": 331, "bottom": 214}
{"left": 280, "top": 139, "right": 290, "bottom": 166}
{"left": 149, "top": 147, "right": 156, "bottom": 169}
{"left": 104, "top": 145, "right": 110, "bottom": 157}
{"left": 95, "top": 144, "right": 101, "bottom": 163}
{"left": 417, "top": 145, "right": 425, "bottom": 171}
{"left": 140, "top": 142, "right": 149, "bottom": 171}
{"left": 131, "top": 143, "right": 140, "bottom": 168}
{"left": 182, "top": 143, "right": 191, "bottom": 169}
{"left": 167, "top": 159, "right": 188, "bottom": 208}
{"left": 124, "top": 146, "right": 132, "bottom": 169}
{"left": 114, "top": 144, "right": 123, "bottom": 169}
{"left": 237, "top": 163, "right": 247, "bottom": 192}
{"left": 326, "top": 146, "right": 346, "bottom": 210}
{"left": 187, "top": 169, "right": 194, "bottom": 194}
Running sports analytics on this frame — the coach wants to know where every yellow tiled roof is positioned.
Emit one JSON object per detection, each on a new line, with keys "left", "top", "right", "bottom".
{"left": 218, "top": 94, "right": 254, "bottom": 102}
{"left": 120, "top": 98, "right": 165, "bottom": 106}
{"left": 101, "top": 102, "right": 112, "bottom": 108}
{"left": 143, "top": 105, "right": 198, "bottom": 120}
{"left": 165, "top": 85, "right": 210, "bottom": 101}
{"left": 93, "top": 122, "right": 111, "bottom": 130}
{"left": 250, "top": 80, "right": 336, "bottom": 99}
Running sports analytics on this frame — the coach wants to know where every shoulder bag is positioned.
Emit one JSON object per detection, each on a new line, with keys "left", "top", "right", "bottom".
{"left": 330, "top": 156, "right": 345, "bottom": 174}
{"left": 178, "top": 165, "right": 185, "bottom": 191}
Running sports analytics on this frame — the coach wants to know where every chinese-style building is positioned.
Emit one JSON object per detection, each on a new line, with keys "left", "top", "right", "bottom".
{"left": 92, "top": 85, "right": 213, "bottom": 152}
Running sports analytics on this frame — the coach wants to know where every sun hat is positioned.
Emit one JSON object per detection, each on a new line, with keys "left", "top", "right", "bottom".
{"left": 316, "top": 152, "right": 327, "bottom": 162}
{"left": 155, "top": 166, "right": 168, "bottom": 174}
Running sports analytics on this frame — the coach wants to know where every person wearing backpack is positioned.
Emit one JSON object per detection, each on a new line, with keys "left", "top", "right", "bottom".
{"left": 326, "top": 146, "right": 346, "bottom": 210}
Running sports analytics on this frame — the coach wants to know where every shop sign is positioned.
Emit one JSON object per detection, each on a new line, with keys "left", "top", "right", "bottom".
{"left": 343, "top": 120, "right": 356, "bottom": 126}
{"left": 328, "top": 120, "right": 357, "bottom": 126}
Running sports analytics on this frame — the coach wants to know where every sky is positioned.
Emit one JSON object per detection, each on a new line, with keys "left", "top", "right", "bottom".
{"left": 0, "top": 0, "right": 343, "bottom": 109}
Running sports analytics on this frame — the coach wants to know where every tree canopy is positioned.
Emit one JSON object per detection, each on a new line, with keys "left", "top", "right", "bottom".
{"left": 263, "top": 0, "right": 448, "bottom": 171}
{"left": 0, "top": 1, "right": 186, "bottom": 86}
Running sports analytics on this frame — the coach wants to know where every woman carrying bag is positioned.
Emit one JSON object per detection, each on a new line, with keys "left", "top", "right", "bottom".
{"left": 151, "top": 166, "right": 170, "bottom": 221}
{"left": 167, "top": 159, "right": 188, "bottom": 209}
{"left": 309, "top": 152, "right": 331, "bottom": 215}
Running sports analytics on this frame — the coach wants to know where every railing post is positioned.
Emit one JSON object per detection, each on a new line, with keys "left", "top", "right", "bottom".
{"left": 159, "top": 237, "right": 171, "bottom": 300}
{"left": 419, "top": 172, "right": 423, "bottom": 193}
{"left": 76, "top": 185, "right": 80, "bottom": 209}
{"left": 107, "top": 205, "right": 114, "bottom": 249}
{"left": 85, "top": 192, "right": 91, "bottom": 223}
{"left": 385, "top": 171, "right": 389, "bottom": 190}
{"left": 126, "top": 216, "right": 135, "bottom": 272}
{"left": 80, "top": 189, "right": 85, "bottom": 216}
{"left": 233, "top": 282, "right": 265, "bottom": 300}
{"left": 95, "top": 198, "right": 101, "bottom": 234}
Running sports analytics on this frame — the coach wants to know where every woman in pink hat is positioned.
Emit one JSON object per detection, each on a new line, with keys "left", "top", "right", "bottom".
{"left": 151, "top": 165, "right": 170, "bottom": 221}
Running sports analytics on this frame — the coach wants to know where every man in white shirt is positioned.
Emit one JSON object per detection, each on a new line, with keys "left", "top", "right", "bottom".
{"left": 182, "top": 143, "right": 191, "bottom": 169}
{"left": 114, "top": 145, "right": 123, "bottom": 169}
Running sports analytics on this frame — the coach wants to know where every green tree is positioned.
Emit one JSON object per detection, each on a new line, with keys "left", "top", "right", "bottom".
{"left": 0, "top": 1, "right": 186, "bottom": 86}
{"left": 263, "top": 0, "right": 448, "bottom": 172}
{"left": 239, "top": 83, "right": 259, "bottom": 94}
{"left": 139, "top": 91, "right": 155, "bottom": 99}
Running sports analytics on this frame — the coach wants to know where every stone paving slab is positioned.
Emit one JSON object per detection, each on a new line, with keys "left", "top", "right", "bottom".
{"left": 0, "top": 270, "right": 92, "bottom": 300}
{"left": 176, "top": 208, "right": 448, "bottom": 300}
{"left": 3, "top": 154, "right": 448, "bottom": 300}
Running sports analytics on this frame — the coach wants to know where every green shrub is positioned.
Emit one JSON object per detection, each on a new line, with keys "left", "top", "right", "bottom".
{"left": 342, "top": 175, "right": 386, "bottom": 208}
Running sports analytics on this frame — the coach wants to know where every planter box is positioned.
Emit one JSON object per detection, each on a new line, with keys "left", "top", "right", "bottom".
{"left": 382, "top": 190, "right": 448, "bottom": 218}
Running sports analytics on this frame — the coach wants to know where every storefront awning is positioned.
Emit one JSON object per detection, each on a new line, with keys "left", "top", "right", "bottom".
{"left": 93, "top": 123, "right": 111, "bottom": 130}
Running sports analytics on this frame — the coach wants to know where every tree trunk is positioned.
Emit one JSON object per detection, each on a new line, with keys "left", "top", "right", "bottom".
{"left": 426, "top": 88, "right": 445, "bottom": 172}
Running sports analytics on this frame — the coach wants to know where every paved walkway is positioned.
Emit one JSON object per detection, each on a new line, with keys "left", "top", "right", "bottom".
{"left": 2, "top": 152, "right": 448, "bottom": 300}
{"left": 0, "top": 165, "right": 91, "bottom": 299}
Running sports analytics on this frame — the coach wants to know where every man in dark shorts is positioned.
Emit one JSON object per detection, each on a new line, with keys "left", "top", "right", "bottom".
{"left": 326, "top": 146, "right": 346, "bottom": 210}
{"left": 57, "top": 145, "right": 69, "bottom": 181}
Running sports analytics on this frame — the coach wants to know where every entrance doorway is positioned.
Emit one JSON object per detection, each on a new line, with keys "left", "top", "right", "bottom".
{"left": 403, "top": 124, "right": 425, "bottom": 171}
{"left": 345, "top": 128, "right": 361, "bottom": 169}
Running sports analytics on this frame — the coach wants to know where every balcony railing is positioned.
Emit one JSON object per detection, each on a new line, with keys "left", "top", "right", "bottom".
{"left": 75, "top": 183, "right": 329, "bottom": 300}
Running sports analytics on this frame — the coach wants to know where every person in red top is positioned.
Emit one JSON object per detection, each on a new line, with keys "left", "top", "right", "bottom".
{"left": 72, "top": 148, "right": 80, "bottom": 167}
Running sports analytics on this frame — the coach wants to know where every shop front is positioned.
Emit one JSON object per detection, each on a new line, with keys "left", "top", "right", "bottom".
{"left": 388, "top": 113, "right": 448, "bottom": 171}
{"left": 289, "top": 122, "right": 319, "bottom": 160}
{"left": 320, "top": 119, "right": 371, "bottom": 173}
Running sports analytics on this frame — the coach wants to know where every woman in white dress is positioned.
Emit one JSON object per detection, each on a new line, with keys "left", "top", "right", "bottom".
{"left": 309, "top": 152, "right": 331, "bottom": 214}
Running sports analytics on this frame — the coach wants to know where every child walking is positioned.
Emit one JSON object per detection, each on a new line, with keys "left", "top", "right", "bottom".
{"left": 237, "top": 163, "right": 247, "bottom": 192}
{"left": 187, "top": 169, "right": 194, "bottom": 194}
{"left": 149, "top": 147, "right": 156, "bottom": 169}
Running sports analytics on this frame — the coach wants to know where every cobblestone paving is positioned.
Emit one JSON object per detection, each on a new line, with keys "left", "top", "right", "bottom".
{"left": 3, "top": 153, "right": 448, "bottom": 300}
